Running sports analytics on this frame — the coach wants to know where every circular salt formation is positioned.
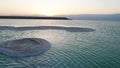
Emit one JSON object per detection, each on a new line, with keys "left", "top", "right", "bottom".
{"left": 0, "top": 38, "right": 51, "bottom": 57}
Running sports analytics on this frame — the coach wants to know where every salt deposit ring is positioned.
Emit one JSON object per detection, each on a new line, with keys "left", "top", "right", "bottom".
{"left": 0, "top": 38, "right": 51, "bottom": 57}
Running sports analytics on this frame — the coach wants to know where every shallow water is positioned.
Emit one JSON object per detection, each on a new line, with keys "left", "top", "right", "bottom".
{"left": 0, "top": 19, "right": 120, "bottom": 68}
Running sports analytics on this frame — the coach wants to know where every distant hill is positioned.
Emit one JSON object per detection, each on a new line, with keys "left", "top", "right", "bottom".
{"left": 59, "top": 14, "right": 120, "bottom": 21}
{"left": 0, "top": 16, "right": 71, "bottom": 20}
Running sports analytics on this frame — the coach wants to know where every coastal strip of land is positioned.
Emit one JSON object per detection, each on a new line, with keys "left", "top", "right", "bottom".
{"left": 0, "top": 26, "right": 95, "bottom": 32}
{"left": 0, "top": 16, "right": 71, "bottom": 20}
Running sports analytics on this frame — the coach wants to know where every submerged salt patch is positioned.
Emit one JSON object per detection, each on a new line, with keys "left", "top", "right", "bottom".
{"left": 0, "top": 38, "right": 51, "bottom": 57}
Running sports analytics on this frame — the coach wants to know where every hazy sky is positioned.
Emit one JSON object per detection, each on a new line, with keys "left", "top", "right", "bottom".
{"left": 0, "top": 0, "right": 120, "bottom": 16}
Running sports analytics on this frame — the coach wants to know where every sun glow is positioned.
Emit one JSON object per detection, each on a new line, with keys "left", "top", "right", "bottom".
{"left": 41, "top": 10, "right": 56, "bottom": 16}
{"left": 42, "top": 11, "right": 54, "bottom": 16}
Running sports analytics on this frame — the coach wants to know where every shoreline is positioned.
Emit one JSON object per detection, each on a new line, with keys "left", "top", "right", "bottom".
{"left": 0, "top": 26, "right": 95, "bottom": 32}
{"left": 0, "top": 16, "right": 71, "bottom": 20}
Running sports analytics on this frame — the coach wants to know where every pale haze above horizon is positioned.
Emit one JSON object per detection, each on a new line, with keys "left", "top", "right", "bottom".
{"left": 0, "top": 0, "right": 120, "bottom": 16}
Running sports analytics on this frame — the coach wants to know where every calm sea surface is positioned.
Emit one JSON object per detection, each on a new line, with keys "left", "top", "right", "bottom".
{"left": 0, "top": 19, "right": 120, "bottom": 68}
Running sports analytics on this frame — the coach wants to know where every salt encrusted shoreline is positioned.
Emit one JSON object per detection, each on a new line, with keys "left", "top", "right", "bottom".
{"left": 0, "top": 26, "right": 95, "bottom": 32}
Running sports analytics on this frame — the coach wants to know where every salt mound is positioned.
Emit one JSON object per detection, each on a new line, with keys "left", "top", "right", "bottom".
{"left": 0, "top": 38, "right": 51, "bottom": 57}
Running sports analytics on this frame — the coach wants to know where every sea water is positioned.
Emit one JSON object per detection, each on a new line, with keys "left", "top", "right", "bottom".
{"left": 0, "top": 19, "right": 120, "bottom": 68}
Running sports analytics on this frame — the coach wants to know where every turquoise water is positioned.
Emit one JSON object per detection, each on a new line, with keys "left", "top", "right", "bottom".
{"left": 0, "top": 19, "right": 120, "bottom": 68}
